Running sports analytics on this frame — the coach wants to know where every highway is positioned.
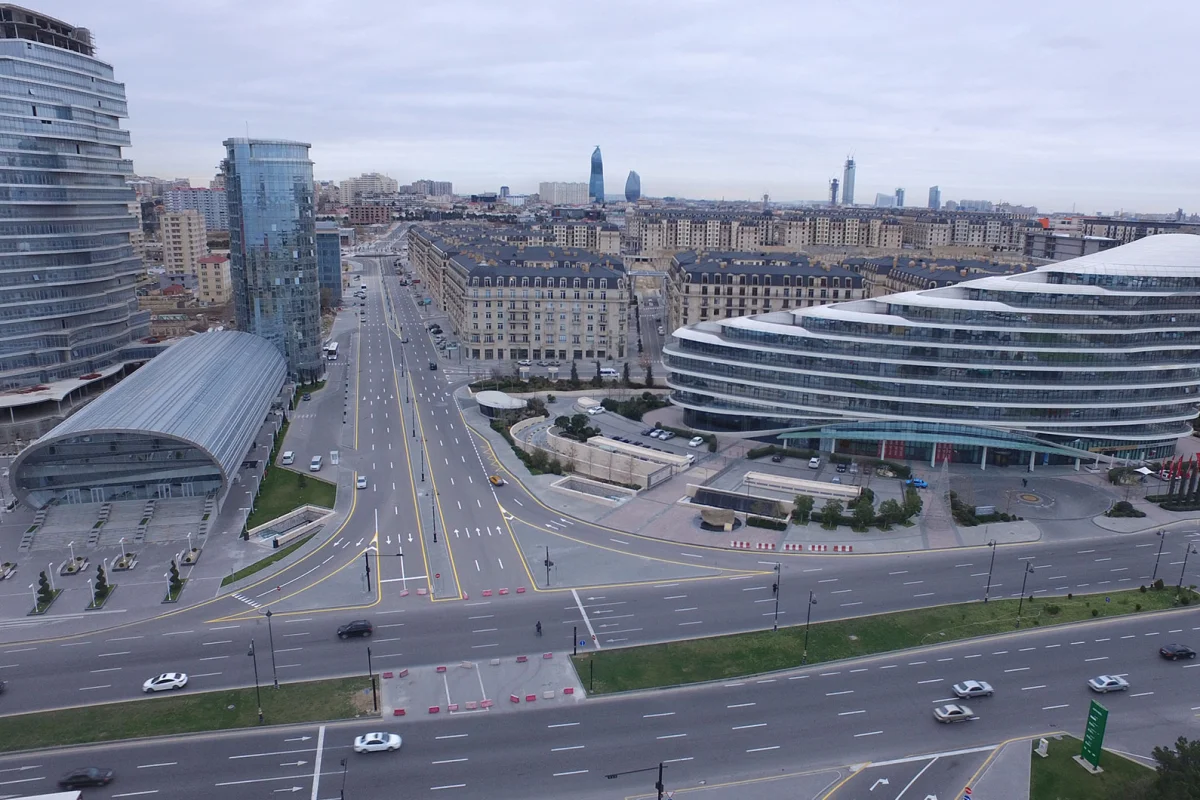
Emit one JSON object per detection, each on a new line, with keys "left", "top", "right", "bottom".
{"left": 2, "top": 610, "right": 1196, "bottom": 799}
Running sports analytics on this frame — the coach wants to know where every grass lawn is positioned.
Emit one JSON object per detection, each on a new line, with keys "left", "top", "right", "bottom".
{"left": 0, "top": 677, "right": 374, "bottom": 753}
{"left": 222, "top": 534, "right": 315, "bottom": 587}
{"left": 246, "top": 469, "right": 336, "bottom": 530}
{"left": 575, "top": 586, "right": 1195, "bottom": 694}
{"left": 1030, "top": 735, "right": 1154, "bottom": 800}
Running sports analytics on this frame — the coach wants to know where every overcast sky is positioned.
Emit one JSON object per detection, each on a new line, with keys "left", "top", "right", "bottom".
{"left": 39, "top": 0, "right": 1200, "bottom": 212}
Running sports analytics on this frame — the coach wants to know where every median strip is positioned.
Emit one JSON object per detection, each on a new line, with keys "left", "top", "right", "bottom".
{"left": 573, "top": 585, "right": 1196, "bottom": 694}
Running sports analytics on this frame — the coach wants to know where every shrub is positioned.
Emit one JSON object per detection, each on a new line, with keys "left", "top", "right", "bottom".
{"left": 1044, "top": 604, "right": 1061, "bottom": 615}
{"left": 1135, "top": 603, "right": 1142, "bottom": 611}
{"left": 1091, "top": 609, "right": 1099, "bottom": 617}
{"left": 1181, "top": 594, "right": 1192, "bottom": 606}
{"left": 1154, "top": 578, "right": 1165, "bottom": 590}
{"left": 746, "top": 516, "right": 787, "bottom": 531}
{"left": 1067, "top": 593, "right": 1073, "bottom": 600}
{"left": 1140, "top": 584, "right": 1147, "bottom": 593}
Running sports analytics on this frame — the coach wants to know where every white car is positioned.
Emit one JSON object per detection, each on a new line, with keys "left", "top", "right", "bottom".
{"left": 932, "top": 704, "right": 975, "bottom": 723}
{"left": 952, "top": 680, "right": 994, "bottom": 699}
{"left": 688, "top": 436, "right": 705, "bottom": 448}
{"left": 356, "top": 475, "right": 368, "bottom": 490}
{"left": 1087, "top": 675, "right": 1129, "bottom": 693}
{"left": 517, "top": 359, "right": 532, "bottom": 367}
{"left": 586, "top": 406, "right": 605, "bottom": 415}
{"left": 353, "top": 732, "right": 402, "bottom": 753}
{"left": 808, "top": 457, "right": 821, "bottom": 469}
{"left": 143, "top": 672, "right": 188, "bottom": 693}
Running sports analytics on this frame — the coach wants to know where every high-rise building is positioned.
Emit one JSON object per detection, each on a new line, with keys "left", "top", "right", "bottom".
{"left": 315, "top": 220, "right": 343, "bottom": 300}
{"left": 625, "top": 171, "right": 641, "bottom": 202}
{"left": 412, "top": 179, "right": 452, "bottom": 197}
{"left": 0, "top": 5, "right": 152, "bottom": 420}
{"left": 842, "top": 158, "right": 856, "bottom": 205}
{"left": 589, "top": 146, "right": 604, "bottom": 203}
{"left": 875, "top": 192, "right": 896, "bottom": 208}
{"left": 338, "top": 172, "right": 398, "bottom": 204}
{"left": 928, "top": 186, "right": 941, "bottom": 210}
{"left": 499, "top": 186, "right": 510, "bottom": 199}
{"left": 209, "top": 173, "right": 226, "bottom": 191}
{"left": 829, "top": 178, "right": 839, "bottom": 206}
{"left": 537, "top": 182, "right": 589, "bottom": 205}
{"left": 222, "top": 138, "right": 321, "bottom": 381}
{"left": 165, "top": 187, "right": 228, "bottom": 231}
{"left": 161, "top": 210, "right": 207, "bottom": 277}
{"left": 195, "top": 255, "right": 232, "bottom": 304}
{"left": 895, "top": 188, "right": 905, "bottom": 208}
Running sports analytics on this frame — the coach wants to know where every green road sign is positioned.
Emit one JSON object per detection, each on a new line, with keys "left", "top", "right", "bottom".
{"left": 1081, "top": 700, "right": 1109, "bottom": 768}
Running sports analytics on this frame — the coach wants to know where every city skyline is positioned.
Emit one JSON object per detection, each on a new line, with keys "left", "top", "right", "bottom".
{"left": 33, "top": 0, "right": 1200, "bottom": 213}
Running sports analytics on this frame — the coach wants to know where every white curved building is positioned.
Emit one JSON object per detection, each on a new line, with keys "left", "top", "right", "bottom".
{"left": 664, "top": 234, "right": 1200, "bottom": 467}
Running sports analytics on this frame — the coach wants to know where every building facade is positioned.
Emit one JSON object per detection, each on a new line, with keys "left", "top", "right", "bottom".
{"left": 663, "top": 234, "right": 1200, "bottom": 467}
{"left": 1080, "top": 217, "right": 1200, "bottom": 244}
{"left": 625, "top": 171, "right": 641, "bottom": 202}
{"left": 195, "top": 255, "right": 231, "bottom": 304}
{"left": 928, "top": 185, "right": 941, "bottom": 210}
{"left": 164, "top": 187, "right": 228, "bottom": 231}
{"left": 1025, "top": 231, "right": 1118, "bottom": 262}
{"left": 315, "top": 220, "right": 342, "bottom": 300}
{"left": 589, "top": 146, "right": 604, "bottom": 203}
{"left": 538, "top": 182, "right": 589, "bottom": 205}
{"left": 347, "top": 204, "right": 390, "bottom": 226}
{"left": 412, "top": 179, "right": 452, "bottom": 197}
{"left": 339, "top": 172, "right": 397, "bottom": 204}
{"left": 222, "top": 138, "right": 321, "bottom": 381}
{"left": 161, "top": 210, "right": 207, "bottom": 277}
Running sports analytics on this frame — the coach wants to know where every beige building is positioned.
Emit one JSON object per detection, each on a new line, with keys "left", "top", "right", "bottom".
{"left": 128, "top": 201, "right": 146, "bottom": 267}
{"left": 550, "top": 222, "right": 620, "bottom": 254}
{"left": 195, "top": 255, "right": 232, "bottom": 304}
{"left": 161, "top": 210, "right": 207, "bottom": 277}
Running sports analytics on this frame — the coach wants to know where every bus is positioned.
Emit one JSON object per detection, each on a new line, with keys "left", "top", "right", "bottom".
{"left": 325, "top": 341, "right": 339, "bottom": 361}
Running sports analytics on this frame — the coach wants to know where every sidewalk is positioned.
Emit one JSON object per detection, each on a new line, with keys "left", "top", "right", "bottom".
{"left": 969, "top": 740, "right": 1031, "bottom": 800}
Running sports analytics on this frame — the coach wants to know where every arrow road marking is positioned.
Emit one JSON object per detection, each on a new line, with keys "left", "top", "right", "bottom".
{"left": 871, "top": 778, "right": 890, "bottom": 790}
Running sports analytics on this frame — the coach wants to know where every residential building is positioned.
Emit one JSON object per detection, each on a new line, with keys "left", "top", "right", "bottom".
{"left": 412, "top": 179, "right": 453, "bottom": 197}
{"left": 873, "top": 258, "right": 1027, "bottom": 296}
{"left": 161, "top": 210, "right": 207, "bottom": 277}
{"left": 631, "top": 210, "right": 903, "bottom": 255}
{"left": 408, "top": 225, "right": 629, "bottom": 362}
{"left": 894, "top": 188, "right": 905, "bottom": 208}
{"left": 164, "top": 187, "right": 229, "bottom": 231}
{"left": 550, "top": 222, "right": 620, "bottom": 254}
{"left": 1080, "top": 217, "right": 1200, "bottom": 244}
{"left": 666, "top": 251, "right": 865, "bottom": 334}
{"left": 928, "top": 186, "right": 941, "bottom": 210}
{"left": 538, "top": 182, "right": 589, "bottom": 205}
{"left": 348, "top": 204, "right": 391, "bottom": 226}
{"left": 663, "top": 234, "right": 1200, "bottom": 466}
{"left": 1025, "top": 231, "right": 1118, "bottom": 262}
{"left": 339, "top": 172, "right": 397, "bottom": 204}
{"left": 128, "top": 201, "right": 146, "bottom": 266}
{"left": 195, "top": 255, "right": 232, "bottom": 304}
{"left": 315, "top": 221, "right": 342, "bottom": 300}
{"left": 589, "top": 146, "right": 604, "bottom": 203}
{"left": 842, "top": 158, "right": 856, "bottom": 205}
{"left": 0, "top": 5, "right": 157, "bottom": 443}
{"left": 222, "top": 138, "right": 321, "bottom": 381}
{"left": 625, "top": 171, "right": 641, "bottom": 202}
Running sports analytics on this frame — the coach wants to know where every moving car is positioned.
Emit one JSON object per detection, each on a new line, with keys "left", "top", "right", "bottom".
{"left": 281, "top": 450, "right": 295, "bottom": 466}
{"left": 906, "top": 478, "right": 929, "bottom": 489}
{"left": 337, "top": 620, "right": 374, "bottom": 639}
{"left": 356, "top": 475, "right": 368, "bottom": 490}
{"left": 142, "top": 672, "right": 188, "bottom": 693}
{"left": 1087, "top": 675, "right": 1130, "bottom": 693}
{"left": 586, "top": 405, "right": 605, "bottom": 415}
{"left": 309, "top": 456, "right": 322, "bottom": 472}
{"left": 808, "top": 457, "right": 821, "bottom": 469}
{"left": 951, "top": 680, "right": 994, "bottom": 699}
{"left": 354, "top": 732, "right": 402, "bottom": 753}
{"left": 932, "top": 704, "right": 975, "bottom": 723}
{"left": 688, "top": 436, "right": 705, "bottom": 448}
{"left": 302, "top": 393, "right": 312, "bottom": 401}
{"left": 517, "top": 360, "right": 532, "bottom": 367}
{"left": 488, "top": 475, "right": 506, "bottom": 486}
{"left": 58, "top": 767, "right": 115, "bottom": 788}
{"left": 429, "top": 361, "right": 437, "bottom": 370}
{"left": 1159, "top": 643, "right": 1197, "bottom": 660}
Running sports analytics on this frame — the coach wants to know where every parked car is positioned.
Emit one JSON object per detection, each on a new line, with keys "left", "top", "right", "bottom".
{"left": 932, "top": 704, "right": 975, "bottom": 723}
{"left": 1087, "top": 675, "right": 1129, "bottom": 693}
{"left": 586, "top": 405, "right": 605, "bottom": 415}
{"left": 337, "top": 620, "right": 374, "bottom": 639}
{"left": 641, "top": 429, "right": 656, "bottom": 437}
{"left": 354, "top": 732, "right": 402, "bottom": 753}
{"left": 771, "top": 454, "right": 784, "bottom": 463}
{"left": 1159, "top": 643, "right": 1197, "bottom": 660}
{"left": 906, "top": 478, "right": 929, "bottom": 489}
{"left": 951, "top": 680, "right": 994, "bottom": 699}
{"left": 517, "top": 359, "right": 532, "bottom": 367}
{"left": 142, "top": 672, "right": 188, "bottom": 693}
{"left": 835, "top": 462, "right": 847, "bottom": 473}
{"left": 688, "top": 436, "right": 705, "bottom": 448}
{"left": 808, "top": 457, "right": 821, "bottom": 469}
{"left": 659, "top": 431, "right": 676, "bottom": 441}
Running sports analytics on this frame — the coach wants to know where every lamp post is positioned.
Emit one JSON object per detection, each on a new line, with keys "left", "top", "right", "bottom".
{"left": 802, "top": 591, "right": 817, "bottom": 664}
{"left": 432, "top": 492, "right": 437, "bottom": 543}
{"left": 367, "top": 646, "right": 377, "bottom": 712}
{"left": 1015, "top": 562, "right": 1035, "bottom": 629}
{"left": 248, "top": 639, "right": 263, "bottom": 723}
{"left": 264, "top": 609, "right": 279, "bottom": 688}
{"left": 1152, "top": 530, "right": 1167, "bottom": 583}
{"left": 984, "top": 539, "right": 997, "bottom": 602}
{"left": 1180, "top": 544, "right": 1197, "bottom": 589}
{"left": 86, "top": 578, "right": 94, "bottom": 607}
{"left": 420, "top": 447, "right": 424, "bottom": 482}
{"left": 772, "top": 562, "right": 781, "bottom": 632}
{"left": 605, "top": 762, "right": 666, "bottom": 800}
{"left": 339, "top": 758, "right": 349, "bottom": 800}
{"left": 47, "top": 562, "right": 54, "bottom": 592}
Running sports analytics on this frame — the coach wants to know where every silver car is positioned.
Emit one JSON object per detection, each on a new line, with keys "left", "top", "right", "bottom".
{"left": 932, "top": 704, "right": 975, "bottom": 723}
{"left": 1087, "top": 675, "right": 1129, "bottom": 693}
{"left": 952, "top": 680, "right": 994, "bottom": 699}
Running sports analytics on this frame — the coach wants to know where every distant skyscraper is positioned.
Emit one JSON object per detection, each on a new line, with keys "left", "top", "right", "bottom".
{"left": 589, "top": 146, "right": 604, "bottom": 203}
{"left": 895, "top": 188, "right": 905, "bottom": 208}
{"left": 928, "top": 186, "right": 941, "bottom": 210}
{"left": 165, "top": 187, "right": 228, "bottom": 231}
{"left": 0, "top": 5, "right": 150, "bottom": 404}
{"left": 874, "top": 192, "right": 896, "bottom": 208}
{"left": 625, "top": 171, "right": 641, "bottom": 202}
{"left": 829, "top": 178, "right": 839, "bottom": 206}
{"left": 842, "top": 158, "right": 856, "bottom": 205}
{"left": 499, "top": 186, "right": 510, "bottom": 199}
{"left": 223, "top": 139, "right": 321, "bottom": 381}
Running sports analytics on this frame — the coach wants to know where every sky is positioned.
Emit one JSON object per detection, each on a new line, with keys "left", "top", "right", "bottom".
{"left": 37, "top": 0, "right": 1200, "bottom": 213}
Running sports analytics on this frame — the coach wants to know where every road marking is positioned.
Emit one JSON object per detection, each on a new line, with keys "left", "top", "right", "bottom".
{"left": 663, "top": 757, "right": 694, "bottom": 764}
{"left": 571, "top": 588, "right": 601, "bottom": 651}
{"left": 643, "top": 712, "right": 675, "bottom": 718}
{"left": 826, "top": 690, "right": 853, "bottom": 696}
{"left": 553, "top": 770, "right": 588, "bottom": 777}
{"left": 79, "top": 684, "right": 111, "bottom": 690}
{"left": 1043, "top": 704, "right": 1070, "bottom": 710}
{"left": 727, "top": 702, "right": 755, "bottom": 708}
{"left": 657, "top": 733, "right": 687, "bottom": 739}
{"left": 830, "top": 589, "right": 853, "bottom": 595}
{"left": 674, "top": 607, "right": 699, "bottom": 612}
{"left": 680, "top": 552, "right": 703, "bottom": 559}
{"left": 546, "top": 723, "right": 578, "bottom": 729}
{"left": 903, "top": 580, "right": 924, "bottom": 585}
{"left": 1131, "top": 692, "right": 1155, "bottom": 697}
{"left": 1022, "top": 685, "right": 1047, "bottom": 690}
{"left": 913, "top": 592, "right": 935, "bottom": 598}
{"left": 551, "top": 745, "right": 585, "bottom": 752}
{"left": 431, "top": 784, "right": 467, "bottom": 790}
{"left": 888, "top": 571, "right": 908, "bottom": 575}
{"left": 1085, "top": 656, "right": 1109, "bottom": 662}
{"left": 1004, "top": 667, "right": 1030, "bottom": 672}
{"left": 112, "top": 792, "right": 159, "bottom": 797}
{"left": 854, "top": 731, "right": 883, "bottom": 738}
{"left": 838, "top": 710, "right": 866, "bottom": 716}
{"left": 917, "top": 678, "right": 943, "bottom": 684}
{"left": 90, "top": 667, "right": 122, "bottom": 673}
{"left": 98, "top": 651, "right": 131, "bottom": 657}
{"left": 840, "top": 601, "right": 863, "bottom": 607}
{"left": 137, "top": 762, "right": 178, "bottom": 768}
{"left": 746, "top": 745, "right": 780, "bottom": 752}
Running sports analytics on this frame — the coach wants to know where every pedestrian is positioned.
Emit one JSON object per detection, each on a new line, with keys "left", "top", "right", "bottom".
{"left": 1022, "top": 478, "right": 1027, "bottom": 488}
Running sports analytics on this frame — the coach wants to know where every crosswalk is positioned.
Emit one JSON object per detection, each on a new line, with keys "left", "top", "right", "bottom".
{"left": 231, "top": 592, "right": 262, "bottom": 608}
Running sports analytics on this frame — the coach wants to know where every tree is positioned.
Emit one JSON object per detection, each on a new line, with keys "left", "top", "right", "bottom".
{"left": 623, "top": 362, "right": 632, "bottom": 387}
{"left": 569, "top": 360, "right": 580, "bottom": 385}
{"left": 852, "top": 499, "right": 876, "bottom": 530}
{"left": 902, "top": 487, "right": 924, "bottom": 519}
{"left": 95, "top": 563, "right": 108, "bottom": 597}
{"left": 169, "top": 559, "right": 183, "bottom": 596}
{"left": 592, "top": 361, "right": 603, "bottom": 388}
{"left": 319, "top": 287, "right": 335, "bottom": 313}
{"left": 819, "top": 499, "right": 844, "bottom": 529}
{"left": 792, "top": 495, "right": 815, "bottom": 523}
{"left": 644, "top": 363, "right": 655, "bottom": 387}
{"left": 878, "top": 499, "right": 904, "bottom": 528}
{"left": 36, "top": 570, "right": 53, "bottom": 606}
{"left": 1146, "top": 736, "right": 1200, "bottom": 799}
{"left": 856, "top": 486, "right": 875, "bottom": 508}
{"left": 554, "top": 415, "right": 570, "bottom": 429}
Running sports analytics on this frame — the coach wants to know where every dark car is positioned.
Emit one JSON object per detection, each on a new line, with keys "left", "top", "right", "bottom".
{"left": 836, "top": 462, "right": 847, "bottom": 473}
{"left": 641, "top": 429, "right": 655, "bottom": 437}
{"left": 301, "top": 394, "right": 312, "bottom": 402}
{"left": 771, "top": 454, "right": 784, "bottom": 463}
{"left": 337, "top": 620, "right": 373, "bottom": 640}
{"left": 429, "top": 361, "right": 438, "bottom": 371}
{"left": 59, "top": 767, "right": 115, "bottom": 788}
{"left": 1159, "top": 643, "right": 1197, "bottom": 660}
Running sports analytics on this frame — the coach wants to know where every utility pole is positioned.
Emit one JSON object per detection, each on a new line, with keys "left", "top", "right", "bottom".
{"left": 802, "top": 590, "right": 816, "bottom": 664}
{"left": 432, "top": 492, "right": 437, "bottom": 543}
{"left": 984, "top": 539, "right": 997, "bottom": 602}
{"left": 1015, "top": 562, "right": 1035, "bottom": 629}
{"left": 772, "top": 562, "right": 781, "bottom": 632}
{"left": 544, "top": 546, "right": 553, "bottom": 588}
{"left": 1152, "top": 530, "right": 1167, "bottom": 582}
{"left": 605, "top": 762, "right": 666, "bottom": 800}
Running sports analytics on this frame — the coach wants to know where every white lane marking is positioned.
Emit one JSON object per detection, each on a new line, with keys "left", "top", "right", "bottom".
{"left": 838, "top": 710, "right": 867, "bottom": 716}
{"left": 657, "top": 734, "right": 687, "bottom": 739}
{"left": 746, "top": 745, "right": 780, "bottom": 752}
{"left": 1022, "top": 685, "right": 1047, "bottom": 690}
{"left": 643, "top": 712, "right": 675, "bottom": 718}
{"left": 854, "top": 731, "right": 883, "bottom": 738}
{"left": 727, "top": 702, "right": 756, "bottom": 708}
{"left": 1043, "top": 704, "right": 1070, "bottom": 710}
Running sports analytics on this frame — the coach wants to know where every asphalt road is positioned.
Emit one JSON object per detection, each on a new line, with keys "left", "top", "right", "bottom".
{"left": 4, "top": 610, "right": 1196, "bottom": 799}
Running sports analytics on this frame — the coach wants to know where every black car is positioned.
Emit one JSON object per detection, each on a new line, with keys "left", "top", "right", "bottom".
{"left": 1159, "top": 643, "right": 1197, "bottom": 660}
{"left": 337, "top": 620, "right": 374, "bottom": 640}
{"left": 836, "top": 462, "right": 847, "bottom": 473}
{"left": 59, "top": 767, "right": 115, "bottom": 788}
{"left": 429, "top": 361, "right": 438, "bottom": 371}
{"left": 771, "top": 454, "right": 784, "bottom": 463}
{"left": 301, "top": 394, "right": 311, "bottom": 402}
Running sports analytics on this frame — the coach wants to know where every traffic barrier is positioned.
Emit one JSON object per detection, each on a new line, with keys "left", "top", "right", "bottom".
{"left": 382, "top": 671, "right": 394, "bottom": 679}
{"left": 510, "top": 694, "right": 520, "bottom": 704}
{"left": 428, "top": 706, "right": 440, "bottom": 714}
{"left": 397, "top": 668, "right": 409, "bottom": 678}
{"left": 463, "top": 592, "right": 469, "bottom": 600}
{"left": 809, "top": 544, "right": 827, "bottom": 552}
{"left": 448, "top": 703, "right": 460, "bottom": 712}
{"left": 542, "top": 652, "right": 553, "bottom": 659}
{"left": 516, "top": 655, "right": 528, "bottom": 663}
{"left": 417, "top": 588, "right": 428, "bottom": 596}
{"left": 489, "top": 658, "right": 500, "bottom": 666}
{"left": 465, "top": 701, "right": 478, "bottom": 710}
{"left": 782, "top": 543, "right": 803, "bottom": 552}
{"left": 436, "top": 665, "right": 447, "bottom": 673}
{"left": 525, "top": 694, "right": 537, "bottom": 702}
{"left": 516, "top": 587, "right": 526, "bottom": 594}
{"left": 563, "top": 687, "right": 575, "bottom": 695}
{"left": 460, "top": 661, "right": 473, "bottom": 670}
{"left": 756, "top": 542, "right": 776, "bottom": 550}
{"left": 399, "top": 589, "right": 409, "bottom": 597}
{"left": 542, "top": 690, "right": 555, "bottom": 699}
{"left": 730, "top": 541, "right": 751, "bottom": 549}
{"left": 482, "top": 590, "right": 493, "bottom": 597}
{"left": 393, "top": 709, "right": 405, "bottom": 716}
{"left": 499, "top": 588, "right": 510, "bottom": 595}
{"left": 481, "top": 699, "right": 495, "bottom": 708}
{"left": 833, "top": 545, "right": 853, "bottom": 553}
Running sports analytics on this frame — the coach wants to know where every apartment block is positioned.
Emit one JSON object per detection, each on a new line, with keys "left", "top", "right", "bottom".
{"left": 412, "top": 179, "right": 453, "bottom": 197}
{"left": 538, "top": 182, "right": 589, "bottom": 205}
{"left": 339, "top": 172, "right": 398, "bottom": 204}
{"left": 1080, "top": 217, "right": 1200, "bottom": 244}
{"left": 165, "top": 187, "right": 229, "bottom": 231}
{"left": 195, "top": 255, "right": 232, "bottom": 304}
{"left": 348, "top": 204, "right": 391, "bottom": 226}
{"left": 550, "top": 222, "right": 620, "bottom": 254}
{"left": 161, "top": 210, "right": 208, "bottom": 277}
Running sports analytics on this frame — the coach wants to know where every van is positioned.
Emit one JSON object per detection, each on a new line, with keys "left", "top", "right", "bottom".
{"left": 600, "top": 368, "right": 619, "bottom": 378}
{"left": 310, "top": 456, "right": 323, "bottom": 472}
{"left": 281, "top": 451, "right": 295, "bottom": 466}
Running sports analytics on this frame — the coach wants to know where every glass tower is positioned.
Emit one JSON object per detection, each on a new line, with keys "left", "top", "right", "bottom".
{"left": 0, "top": 8, "right": 149, "bottom": 392}
{"left": 624, "top": 170, "right": 641, "bottom": 202}
{"left": 589, "top": 146, "right": 604, "bottom": 203}
{"left": 223, "top": 138, "right": 321, "bottom": 381}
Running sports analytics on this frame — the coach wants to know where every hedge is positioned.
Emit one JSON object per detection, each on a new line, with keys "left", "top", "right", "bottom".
{"left": 747, "top": 516, "right": 788, "bottom": 531}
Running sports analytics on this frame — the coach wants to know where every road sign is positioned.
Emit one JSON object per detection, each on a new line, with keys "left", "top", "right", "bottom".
{"left": 435, "top": 573, "right": 440, "bottom": 579}
{"left": 1081, "top": 700, "right": 1109, "bottom": 768}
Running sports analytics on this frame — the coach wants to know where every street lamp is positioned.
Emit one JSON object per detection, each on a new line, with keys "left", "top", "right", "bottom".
{"left": 605, "top": 762, "right": 667, "bottom": 800}
{"left": 1152, "top": 530, "right": 1167, "bottom": 583}
{"left": 367, "top": 646, "right": 378, "bottom": 713}
{"left": 264, "top": 609, "right": 279, "bottom": 688}
{"left": 1179, "top": 544, "right": 1197, "bottom": 589}
{"left": 772, "top": 562, "right": 781, "bottom": 632}
{"left": 1015, "top": 562, "right": 1036, "bottom": 629}
{"left": 432, "top": 492, "right": 437, "bottom": 543}
{"left": 984, "top": 540, "right": 997, "bottom": 602}
{"left": 47, "top": 562, "right": 54, "bottom": 592}
{"left": 543, "top": 546, "right": 553, "bottom": 588}
{"left": 339, "top": 758, "right": 349, "bottom": 800}
{"left": 802, "top": 591, "right": 817, "bottom": 664}
{"left": 248, "top": 639, "right": 263, "bottom": 723}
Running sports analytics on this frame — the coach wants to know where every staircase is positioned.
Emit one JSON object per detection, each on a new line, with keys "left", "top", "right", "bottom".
{"left": 18, "top": 507, "right": 49, "bottom": 552}
{"left": 197, "top": 492, "right": 217, "bottom": 537}
{"left": 86, "top": 502, "right": 113, "bottom": 546}
{"left": 135, "top": 499, "right": 157, "bottom": 544}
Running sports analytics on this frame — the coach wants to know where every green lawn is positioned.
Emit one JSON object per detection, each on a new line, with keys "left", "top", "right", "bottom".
{"left": 1030, "top": 735, "right": 1154, "bottom": 800}
{"left": 575, "top": 586, "right": 1194, "bottom": 694}
{"left": 246, "top": 469, "right": 336, "bottom": 530}
{"left": 0, "top": 677, "right": 373, "bottom": 752}
{"left": 222, "top": 534, "right": 315, "bottom": 587}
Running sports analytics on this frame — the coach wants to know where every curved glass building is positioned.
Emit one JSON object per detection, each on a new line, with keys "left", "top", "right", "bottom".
{"left": 664, "top": 234, "right": 1200, "bottom": 467}
{"left": 589, "top": 146, "right": 604, "bottom": 203}
{"left": 625, "top": 170, "right": 641, "bottom": 202}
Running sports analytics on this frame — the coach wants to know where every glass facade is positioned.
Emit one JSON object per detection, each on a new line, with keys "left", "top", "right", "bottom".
{"left": 625, "top": 170, "right": 641, "bottom": 202}
{"left": 0, "top": 35, "right": 148, "bottom": 391}
{"left": 223, "top": 139, "right": 321, "bottom": 381}
{"left": 664, "top": 234, "right": 1200, "bottom": 465}
{"left": 315, "top": 221, "right": 341, "bottom": 299}
{"left": 589, "top": 146, "right": 604, "bottom": 203}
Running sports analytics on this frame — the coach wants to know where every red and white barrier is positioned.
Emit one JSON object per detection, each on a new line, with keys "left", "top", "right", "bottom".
{"left": 481, "top": 590, "right": 493, "bottom": 596}
{"left": 730, "top": 541, "right": 751, "bottom": 549}
{"left": 563, "top": 687, "right": 575, "bottom": 695}
{"left": 756, "top": 542, "right": 776, "bottom": 550}
{"left": 510, "top": 694, "right": 520, "bottom": 703}
{"left": 436, "top": 665, "right": 447, "bottom": 673}
{"left": 428, "top": 706, "right": 440, "bottom": 714}
{"left": 833, "top": 545, "right": 853, "bottom": 553}
{"left": 516, "top": 587, "right": 526, "bottom": 594}
{"left": 525, "top": 694, "right": 537, "bottom": 703}
{"left": 542, "top": 652, "right": 553, "bottom": 659}
{"left": 782, "top": 543, "right": 803, "bottom": 552}
{"left": 809, "top": 544, "right": 827, "bottom": 552}
{"left": 465, "top": 701, "right": 478, "bottom": 710}
{"left": 393, "top": 708, "right": 406, "bottom": 716}
{"left": 498, "top": 588, "right": 510, "bottom": 595}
